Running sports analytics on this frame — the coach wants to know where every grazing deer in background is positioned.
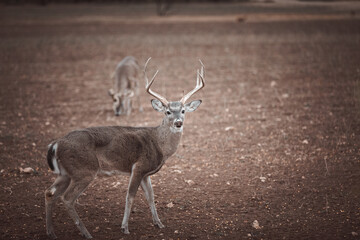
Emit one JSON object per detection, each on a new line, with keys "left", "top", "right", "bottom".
{"left": 108, "top": 56, "right": 142, "bottom": 116}
{"left": 45, "top": 58, "right": 205, "bottom": 239}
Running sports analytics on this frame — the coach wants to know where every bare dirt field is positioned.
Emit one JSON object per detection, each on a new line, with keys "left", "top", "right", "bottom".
{"left": 0, "top": 2, "right": 360, "bottom": 239}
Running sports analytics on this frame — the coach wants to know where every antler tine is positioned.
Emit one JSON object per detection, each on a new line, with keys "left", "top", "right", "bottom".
{"left": 196, "top": 59, "right": 204, "bottom": 86}
{"left": 199, "top": 59, "right": 204, "bottom": 78}
{"left": 144, "top": 58, "right": 159, "bottom": 88}
{"left": 180, "top": 59, "right": 205, "bottom": 104}
{"left": 144, "top": 57, "right": 169, "bottom": 106}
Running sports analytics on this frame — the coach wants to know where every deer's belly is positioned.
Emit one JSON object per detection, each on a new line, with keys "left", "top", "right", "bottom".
{"left": 96, "top": 151, "right": 132, "bottom": 176}
{"left": 97, "top": 169, "right": 130, "bottom": 177}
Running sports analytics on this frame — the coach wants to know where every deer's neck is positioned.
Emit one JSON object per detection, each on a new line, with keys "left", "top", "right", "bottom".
{"left": 156, "top": 121, "right": 182, "bottom": 160}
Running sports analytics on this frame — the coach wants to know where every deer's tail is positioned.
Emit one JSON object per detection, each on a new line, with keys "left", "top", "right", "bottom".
{"left": 47, "top": 142, "right": 60, "bottom": 174}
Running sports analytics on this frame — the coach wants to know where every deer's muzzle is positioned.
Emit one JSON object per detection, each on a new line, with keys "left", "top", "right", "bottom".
{"left": 174, "top": 120, "right": 183, "bottom": 128}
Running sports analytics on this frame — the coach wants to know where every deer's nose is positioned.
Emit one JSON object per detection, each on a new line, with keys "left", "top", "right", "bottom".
{"left": 174, "top": 120, "right": 183, "bottom": 128}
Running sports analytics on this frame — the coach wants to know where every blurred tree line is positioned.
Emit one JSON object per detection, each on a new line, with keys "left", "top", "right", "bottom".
{"left": 2, "top": 0, "right": 249, "bottom": 16}
{"left": 3, "top": 0, "right": 249, "bottom": 4}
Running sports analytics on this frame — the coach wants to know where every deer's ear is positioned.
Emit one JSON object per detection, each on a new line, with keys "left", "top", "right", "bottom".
{"left": 108, "top": 89, "right": 115, "bottom": 97}
{"left": 185, "top": 100, "right": 202, "bottom": 112}
{"left": 151, "top": 99, "right": 165, "bottom": 112}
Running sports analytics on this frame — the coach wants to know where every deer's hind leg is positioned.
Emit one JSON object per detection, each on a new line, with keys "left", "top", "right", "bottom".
{"left": 45, "top": 174, "right": 71, "bottom": 239}
{"left": 61, "top": 174, "right": 96, "bottom": 239}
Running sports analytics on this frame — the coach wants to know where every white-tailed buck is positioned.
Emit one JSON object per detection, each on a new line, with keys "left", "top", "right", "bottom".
{"left": 108, "top": 56, "right": 142, "bottom": 116}
{"left": 45, "top": 58, "right": 205, "bottom": 239}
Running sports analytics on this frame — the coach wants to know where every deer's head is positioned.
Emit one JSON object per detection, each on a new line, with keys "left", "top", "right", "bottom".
{"left": 108, "top": 89, "right": 134, "bottom": 116}
{"left": 144, "top": 58, "right": 205, "bottom": 133}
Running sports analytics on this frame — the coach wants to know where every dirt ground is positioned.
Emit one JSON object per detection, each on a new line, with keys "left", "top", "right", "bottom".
{"left": 0, "top": 1, "right": 360, "bottom": 239}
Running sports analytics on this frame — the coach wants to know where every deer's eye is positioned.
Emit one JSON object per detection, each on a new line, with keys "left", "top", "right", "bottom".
{"left": 166, "top": 110, "right": 171, "bottom": 115}
{"left": 181, "top": 110, "right": 185, "bottom": 114}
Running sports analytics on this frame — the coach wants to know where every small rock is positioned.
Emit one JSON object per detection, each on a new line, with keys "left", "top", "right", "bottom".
{"left": 19, "top": 167, "right": 34, "bottom": 173}
{"left": 225, "top": 126, "right": 234, "bottom": 131}
{"left": 302, "top": 139, "right": 309, "bottom": 144}
{"left": 174, "top": 230, "right": 179, "bottom": 234}
{"left": 167, "top": 202, "right": 174, "bottom": 208}
{"left": 270, "top": 81, "right": 277, "bottom": 87}
{"left": 252, "top": 220, "right": 261, "bottom": 229}
{"left": 352, "top": 232, "right": 358, "bottom": 236}
{"left": 45, "top": 121, "right": 50, "bottom": 126}
{"left": 185, "top": 179, "right": 195, "bottom": 186}
{"left": 282, "top": 93, "right": 289, "bottom": 98}
{"left": 259, "top": 177, "right": 266, "bottom": 183}
{"left": 112, "top": 182, "right": 121, "bottom": 188}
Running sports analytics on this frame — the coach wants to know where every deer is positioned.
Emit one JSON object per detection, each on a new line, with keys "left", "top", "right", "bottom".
{"left": 44, "top": 58, "right": 205, "bottom": 239}
{"left": 108, "top": 56, "right": 142, "bottom": 116}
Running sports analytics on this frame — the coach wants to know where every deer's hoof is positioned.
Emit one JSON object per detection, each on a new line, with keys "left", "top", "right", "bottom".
{"left": 83, "top": 233, "right": 93, "bottom": 239}
{"left": 47, "top": 231, "right": 57, "bottom": 239}
{"left": 121, "top": 226, "right": 130, "bottom": 235}
{"left": 155, "top": 221, "right": 165, "bottom": 229}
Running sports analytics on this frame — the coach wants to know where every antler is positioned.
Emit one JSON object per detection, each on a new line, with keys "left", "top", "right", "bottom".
{"left": 180, "top": 59, "right": 205, "bottom": 104}
{"left": 144, "top": 57, "right": 169, "bottom": 106}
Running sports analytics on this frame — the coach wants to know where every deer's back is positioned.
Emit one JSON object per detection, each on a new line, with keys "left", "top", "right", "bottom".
{"left": 115, "top": 56, "right": 139, "bottom": 89}
{"left": 55, "top": 126, "right": 164, "bottom": 175}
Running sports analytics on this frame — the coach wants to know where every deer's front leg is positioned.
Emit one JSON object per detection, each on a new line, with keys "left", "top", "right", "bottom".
{"left": 141, "top": 176, "right": 164, "bottom": 228}
{"left": 121, "top": 167, "right": 143, "bottom": 234}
